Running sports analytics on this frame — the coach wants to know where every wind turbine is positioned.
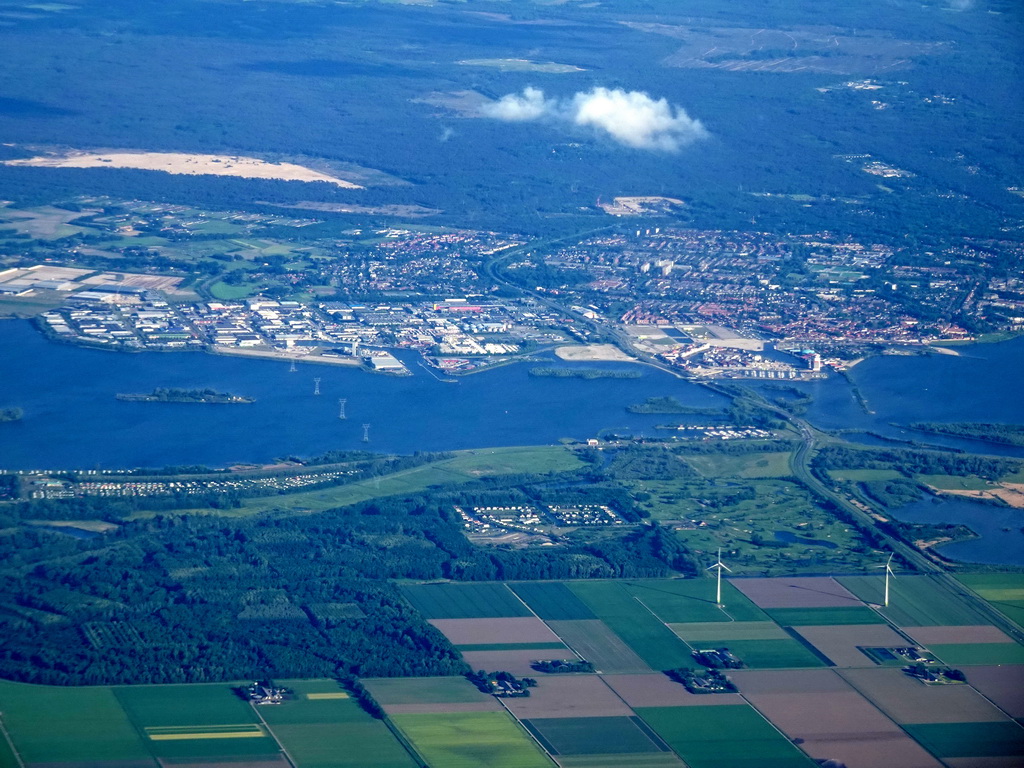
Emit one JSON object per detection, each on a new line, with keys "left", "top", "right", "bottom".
{"left": 707, "top": 549, "right": 731, "bottom": 606}
{"left": 875, "top": 553, "right": 896, "bottom": 607}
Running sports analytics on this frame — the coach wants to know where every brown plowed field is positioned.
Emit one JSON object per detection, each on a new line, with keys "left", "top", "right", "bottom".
{"left": 501, "top": 676, "right": 633, "bottom": 719}
{"left": 733, "top": 577, "right": 863, "bottom": 608}
{"left": 903, "top": 625, "right": 1012, "bottom": 645}
{"left": 838, "top": 667, "right": 1009, "bottom": 724}
{"left": 799, "top": 736, "right": 943, "bottom": 768}
{"left": 729, "top": 668, "right": 849, "bottom": 695}
{"left": 944, "top": 757, "right": 1024, "bottom": 768}
{"left": 601, "top": 673, "right": 744, "bottom": 707}
{"left": 793, "top": 624, "right": 907, "bottom": 667}
{"left": 959, "top": 665, "right": 1024, "bottom": 718}
{"left": 743, "top": 690, "right": 904, "bottom": 739}
{"left": 430, "top": 617, "right": 561, "bottom": 645}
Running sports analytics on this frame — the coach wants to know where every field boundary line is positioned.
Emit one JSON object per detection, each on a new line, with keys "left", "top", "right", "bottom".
{"left": 495, "top": 699, "right": 560, "bottom": 766}
{"left": 381, "top": 715, "right": 429, "bottom": 768}
{"left": 507, "top": 584, "right": 586, "bottom": 661}
{"left": 249, "top": 701, "right": 297, "bottom": 768}
{"left": 0, "top": 714, "right": 25, "bottom": 768}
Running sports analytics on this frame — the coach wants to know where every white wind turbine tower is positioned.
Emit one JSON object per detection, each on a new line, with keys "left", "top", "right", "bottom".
{"left": 875, "top": 553, "right": 896, "bottom": 607}
{"left": 708, "top": 549, "right": 731, "bottom": 606}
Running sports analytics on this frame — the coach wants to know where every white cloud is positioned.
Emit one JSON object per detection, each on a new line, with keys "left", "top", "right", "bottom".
{"left": 481, "top": 86, "right": 553, "bottom": 122}
{"left": 571, "top": 87, "right": 707, "bottom": 151}
{"left": 480, "top": 86, "right": 708, "bottom": 152}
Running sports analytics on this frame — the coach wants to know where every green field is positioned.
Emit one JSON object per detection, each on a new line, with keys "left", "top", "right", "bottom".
{"left": 917, "top": 474, "right": 995, "bottom": 491}
{"left": 637, "top": 705, "right": 814, "bottom": 768}
{"left": 391, "top": 712, "right": 553, "bottom": 768}
{"left": 957, "top": 573, "right": 1024, "bottom": 627}
{"left": 703, "top": 639, "right": 825, "bottom": 669}
{"left": 828, "top": 469, "right": 903, "bottom": 482}
{"left": 837, "top": 575, "right": 993, "bottom": 626}
{"left": 622, "top": 579, "right": 768, "bottom": 624}
{"left": 930, "top": 643, "right": 1024, "bottom": 666}
{"left": 115, "top": 684, "right": 279, "bottom": 759}
{"left": 685, "top": 452, "right": 793, "bottom": 479}
{"left": 400, "top": 582, "right": 531, "bottom": 619}
{"left": 522, "top": 716, "right": 668, "bottom": 756}
{"left": 557, "top": 756, "right": 686, "bottom": 768}
{"left": 362, "top": 677, "right": 487, "bottom": 706}
{"left": 545, "top": 620, "right": 653, "bottom": 674}
{"left": 260, "top": 680, "right": 416, "bottom": 768}
{"left": 764, "top": 606, "right": 884, "bottom": 626}
{"left": 0, "top": 734, "right": 18, "bottom": 768}
{"left": 670, "top": 622, "right": 790, "bottom": 643}
{"left": 903, "top": 722, "right": 1024, "bottom": 759}
{"left": 0, "top": 680, "right": 151, "bottom": 764}
{"left": 568, "top": 582, "right": 699, "bottom": 670}
{"left": 509, "top": 582, "right": 597, "bottom": 621}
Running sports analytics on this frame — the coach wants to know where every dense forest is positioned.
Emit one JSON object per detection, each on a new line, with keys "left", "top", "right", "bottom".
{"left": 0, "top": 449, "right": 701, "bottom": 685}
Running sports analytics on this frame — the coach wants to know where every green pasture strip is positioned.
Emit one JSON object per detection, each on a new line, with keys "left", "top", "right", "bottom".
{"left": 0, "top": 733, "right": 18, "bottom": 768}
{"left": 0, "top": 679, "right": 152, "bottom": 764}
{"left": 764, "top": 606, "right": 883, "bottom": 626}
{"left": 556, "top": 755, "right": 687, "bottom": 767}
{"left": 828, "top": 469, "right": 902, "bottom": 482}
{"left": 637, "top": 705, "right": 815, "bottom": 768}
{"left": 956, "top": 573, "right": 1024, "bottom": 628}
{"left": 259, "top": 688, "right": 364, "bottom": 728}
{"left": 669, "top": 622, "right": 789, "bottom": 643}
{"left": 400, "top": 582, "right": 531, "bottom": 619}
{"left": 171, "top": 446, "right": 580, "bottom": 518}
{"left": 522, "top": 716, "right": 668, "bottom": 756}
{"left": 457, "top": 642, "right": 567, "bottom": 652}
{"left": 441, "top": 446, "right": 583, "bottom": 476}
{"left": 545, "top": 620, "right": 653, "bottom": 675}
{"left": 622, "top": 579, "right": 768, "bottom": 624}
{"left": 568, "top": 582, "right": 698, "bottom": 671}
{"left": 508, "top": 582, "right": 597, "bottom": 621}
{"left": 685, "top": 452, "right": 793, "bottom": 479}
{"left": 917, "top": 474, "right": 995, "bottom": 491}
{"left": 143, "top": 737, "right": 281, "bottom": 759}
{"left": 266, "top": 722, "right": 417, "bottom": 768}
{"left": 705, "top": 639, "right": 825, "bottom": 669}
{"left": 146, "top": 724, "right": 263, "bottom": 735}
{"left": 362, "top": 677, "right": 486, "bottom": 706}
{"left": 836, "top": 575, "right": 992, "bottom": 626}
{"left": 390, "top": 711, "right": 553, "bottom": 768}
{"left": 931, "top": 643, "right": 1024, "bottom": 666}
{"left": 903, "top": 721, "right": 1024, "bottom": 759}
{"left": 115, "top": 684, "right": 262, "bottom": 728}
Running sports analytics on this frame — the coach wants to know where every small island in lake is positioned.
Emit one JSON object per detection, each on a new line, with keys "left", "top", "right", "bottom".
{"left": 627, "top": 396, "right": 725, "bottom": 415}
{"left": 529, "top": 367, "right": 641, "bottom": 380}
{"left": 0, "top": 407, "right": 23, "bottom": 422}
{"left": 116, "top": 388, "right": 255, "bottom": 404}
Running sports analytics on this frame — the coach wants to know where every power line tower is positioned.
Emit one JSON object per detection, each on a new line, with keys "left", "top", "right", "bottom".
{"left": 338, "top": 398, "right": 347, "bottom": 420}
{"left": 289, "top": 358, "right": 297, "bottom": 373}
{"left": 313, "top": 378, "right": 321, "bottom": 396}
{"left": 361, "top": 423, "right": 371, "bottom": 442}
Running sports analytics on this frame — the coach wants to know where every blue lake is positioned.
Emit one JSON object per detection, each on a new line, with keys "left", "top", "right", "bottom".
{"left": 888, "top": 495, "right": 1024, "bottom": 566}
{"left": 3, "top": 321, "right": 1022, "bottom": 564}
{"left": 0, "top": 320, "right": 726, "bottom": 469}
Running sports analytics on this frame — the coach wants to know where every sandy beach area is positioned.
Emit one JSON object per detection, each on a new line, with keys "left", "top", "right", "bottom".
{"left": 4, "top": 151, "right": 364, "bottom": 188}
{"left": 554, "top": 344, "right": 637, "bottom": 362}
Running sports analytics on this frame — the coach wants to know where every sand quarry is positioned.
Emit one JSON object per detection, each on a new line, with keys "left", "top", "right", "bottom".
{"left": 4, "top": 151, "right": 363, "bottom": 188}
